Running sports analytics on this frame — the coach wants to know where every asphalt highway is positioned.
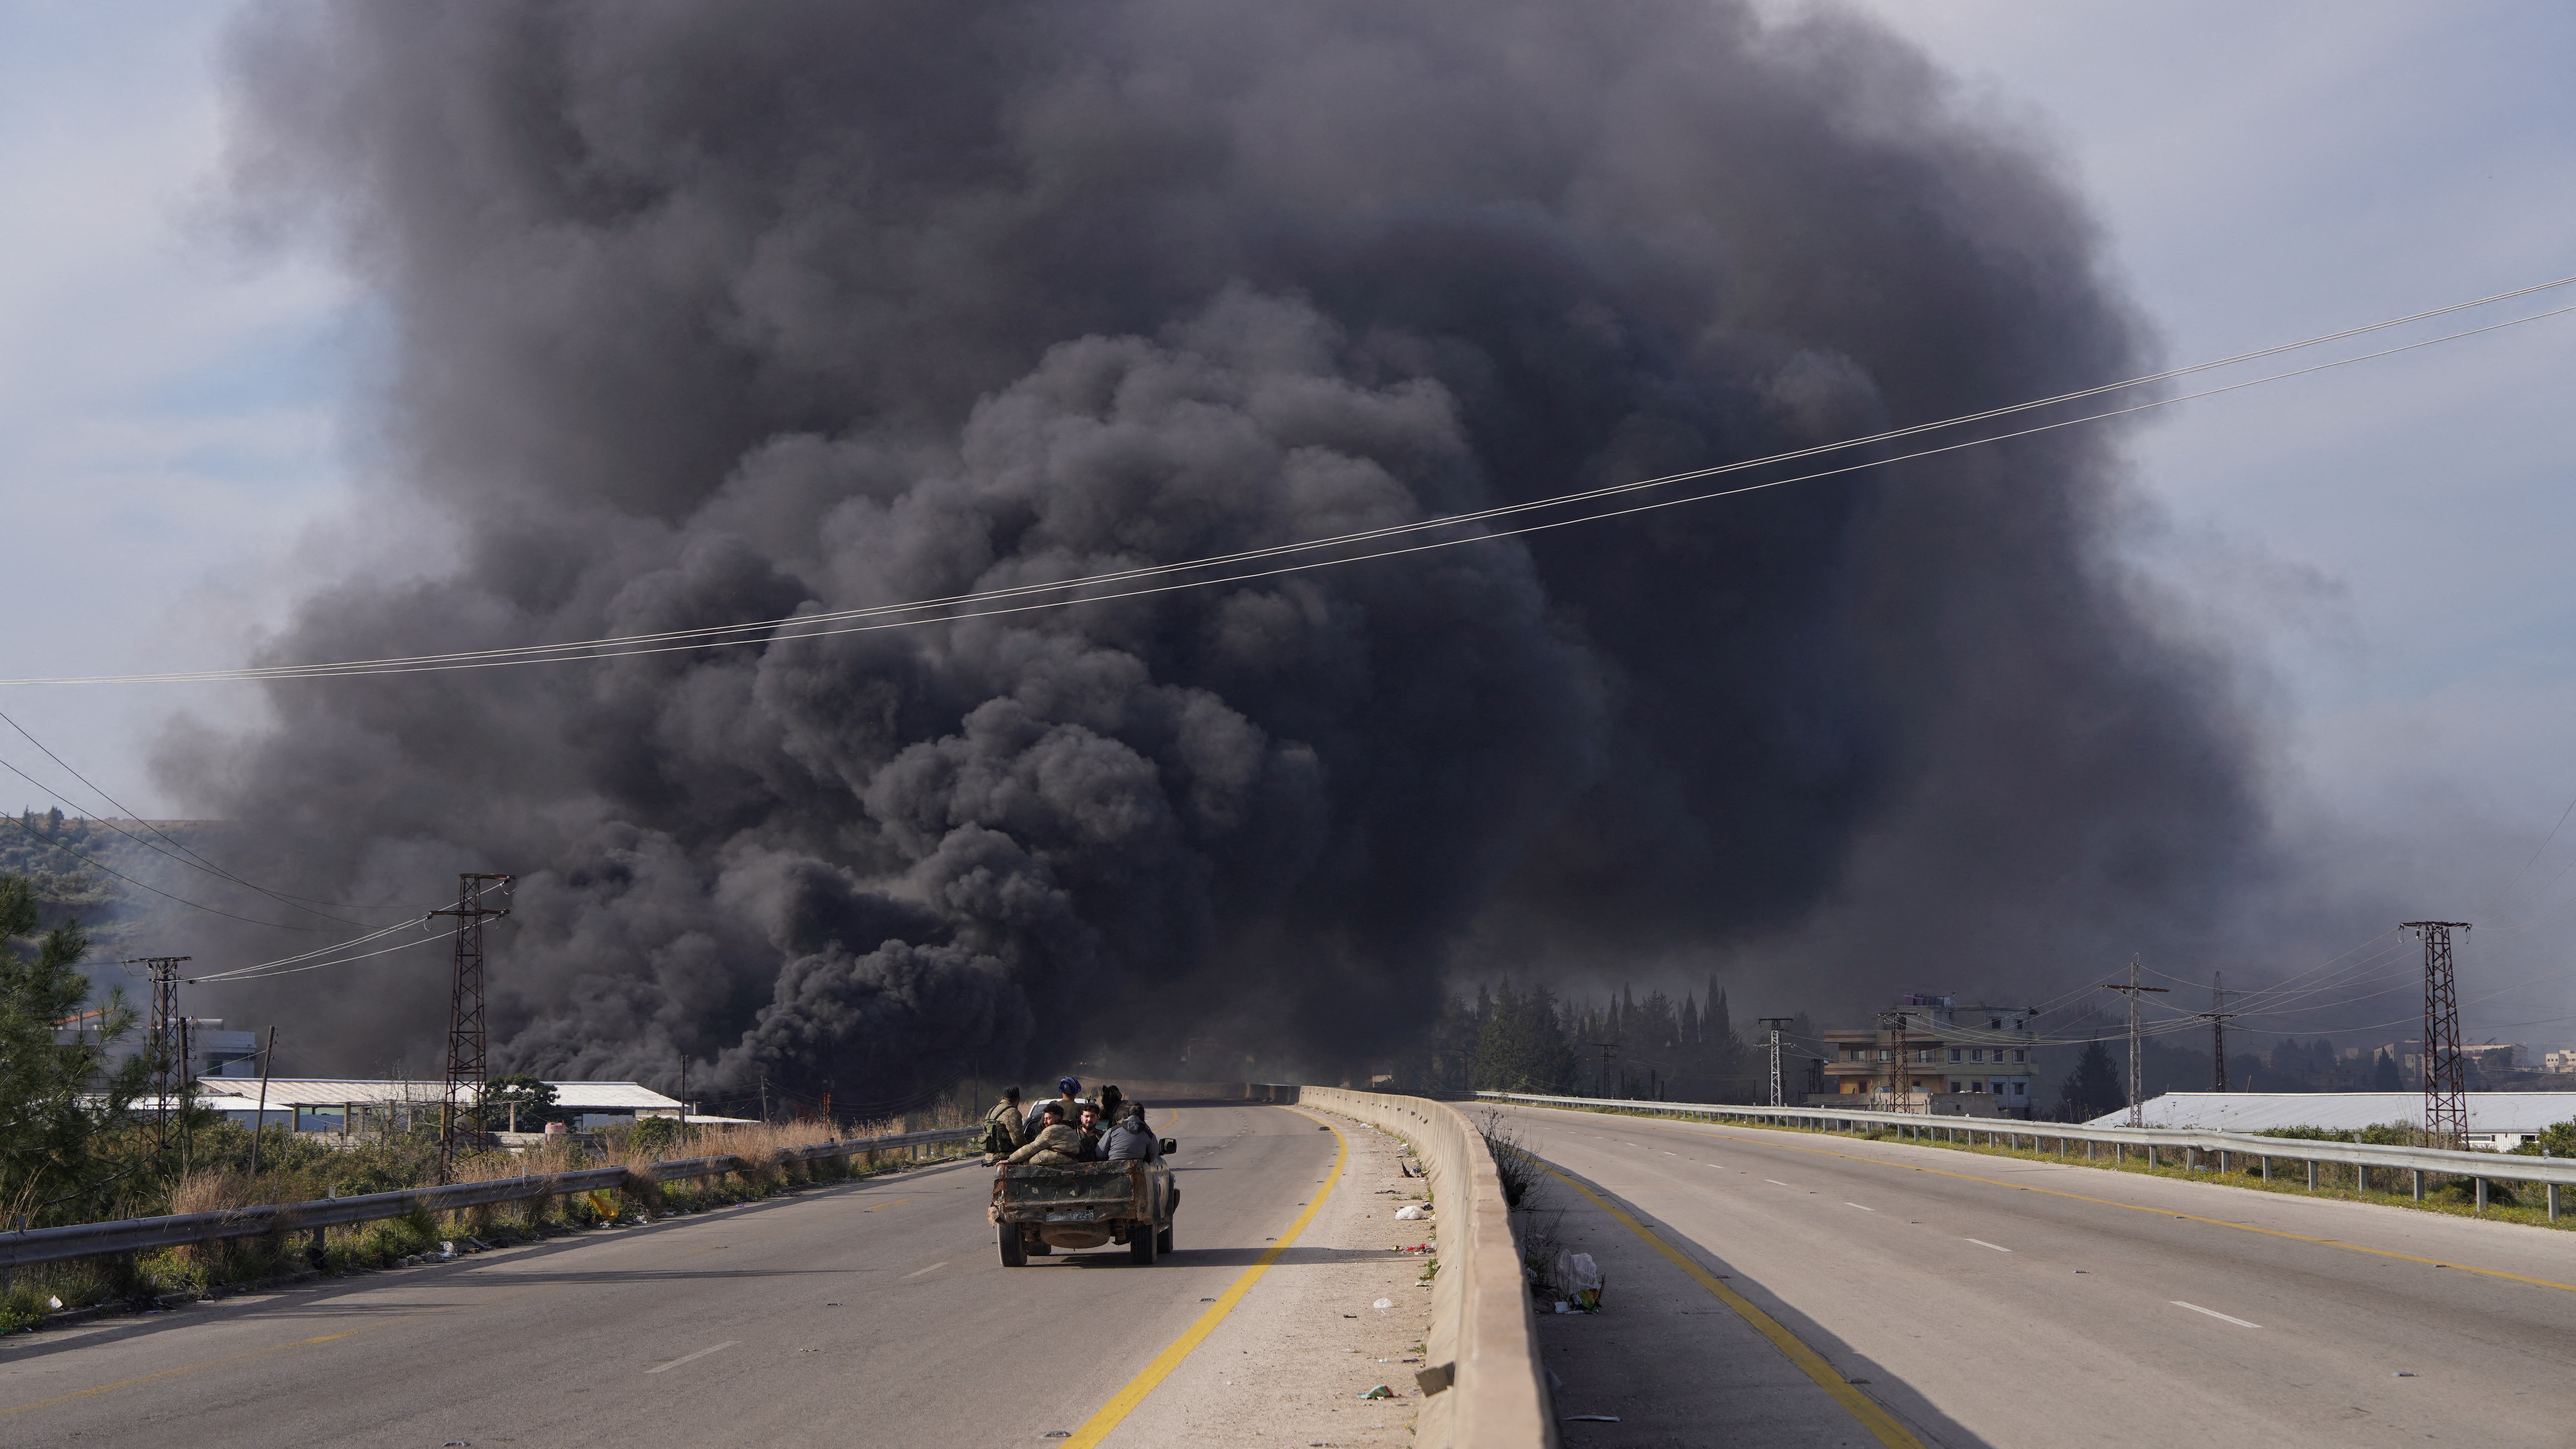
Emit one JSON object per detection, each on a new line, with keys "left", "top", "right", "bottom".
{"left": 0, "top": 1103, "right": 1345, "bottom": 1449}
{"left": 1500, "top": 1102, "right": 2576, "bottom": 1448}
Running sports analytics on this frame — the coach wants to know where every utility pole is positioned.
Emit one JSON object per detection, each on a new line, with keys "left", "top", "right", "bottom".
{"left": 248, "top": 1026, "right": 278, "bottom": 1179}
{"left": 129, "top": 957, "right": 190, "bottom": 1153}
{"left": 678, "top": 1055, "right": 689, "bottom": 1124}
{"left": 1587, "top": 1042, "right": 1619, "bottom": 1099}
{"left": 1757, "top": 1018, "right": 1795, "bottom": 1108}
{"left": 2403, "top": 921, "right": 2472, "bottom": 1149}
{"left": 2101, "top": 959, "right": 2169, "bottom": 1129}
{"left": 430, "top": 874, "right": 514, "bottom": 1183}
{"left": 1875, "top": 1009, "right": 1910, "bottom": 1111}
{"left": 2197, "top": 973, "right": 2243, "bottom": 1093}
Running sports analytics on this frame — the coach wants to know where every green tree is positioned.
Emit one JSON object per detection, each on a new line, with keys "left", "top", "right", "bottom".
{"left": 1473, "top": 983, "right": 1578, "bottom": 1094}
{"left": 2370, "top": 1049, "right": 2401, "bottom": 1091}
{"left": 2056, "top": 1039, "right": 2124, "bottom": 1122}
{"left": 476, "top": 1074, "right": 560, "bottom": 1132}
{"left": 0, "top": 874, "right": 148, "bottom": 1229}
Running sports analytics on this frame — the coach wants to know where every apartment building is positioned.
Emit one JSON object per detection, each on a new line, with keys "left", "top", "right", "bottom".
{"left": 1816, "top": 994, "right": 2039, "bottom": 1118}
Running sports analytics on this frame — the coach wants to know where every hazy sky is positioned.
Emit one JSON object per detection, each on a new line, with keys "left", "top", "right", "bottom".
{"left": 2, "top": 0, "right": 2571, "bottom": 1044}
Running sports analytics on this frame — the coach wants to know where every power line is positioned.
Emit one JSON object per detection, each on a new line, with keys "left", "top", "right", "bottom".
{"left": 2477, "top": 791, "right": 2576, "bottom": 918}
{"left": 8, "top": 282, "right": 2574, "bottom": 691}
{"left": 0, "top": 807, "right": 348, "bottom": 933}
{"left": 0, "top": 707, "right": 402, "bottom": 913}
{"left": 0, "top": 755, "right": 369, "bottom": 926}
{"left": 187, "top": 918, "right": 447, "bottom": 984}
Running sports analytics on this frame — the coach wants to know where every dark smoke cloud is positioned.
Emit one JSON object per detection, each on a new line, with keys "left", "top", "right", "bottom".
{"left": 162, "top": 0, "right": 2263, "bottom": 1094}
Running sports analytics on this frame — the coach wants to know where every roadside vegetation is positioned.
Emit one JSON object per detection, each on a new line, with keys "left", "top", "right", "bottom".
{"left": 2, "top": 1108, "right": 982, "bottom": 1334}
{"left": 1, "top": 873, "right": 980, "bottom": 1333}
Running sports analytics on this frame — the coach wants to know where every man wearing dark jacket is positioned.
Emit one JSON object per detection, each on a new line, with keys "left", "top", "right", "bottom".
{"left": 1100, "top": 1106, "right": 1160, "bottom": 1162}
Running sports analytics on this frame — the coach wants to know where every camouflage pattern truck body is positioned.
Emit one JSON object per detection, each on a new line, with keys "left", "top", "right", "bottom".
{"left": 992, "top": 1154, "right": 1178, "bottom": 1266}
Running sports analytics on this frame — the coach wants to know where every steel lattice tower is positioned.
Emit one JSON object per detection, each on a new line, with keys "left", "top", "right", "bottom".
{"left": 2404, "top": 921, "right": 2471, "bottom": 1149}
{"left": 433, "top": 874, "right": 514, "bottom": 1182}
{"left": 1757, "top": 1018, "right": 1795, "bottom": 1108}
{"left": 130, "top": 957, "right": 190, "bottom": 1151}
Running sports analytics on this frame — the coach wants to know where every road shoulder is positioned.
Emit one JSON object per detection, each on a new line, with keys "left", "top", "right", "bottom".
{"left": 1098, "top": 1108, "right": 1438, "bottom": 1447}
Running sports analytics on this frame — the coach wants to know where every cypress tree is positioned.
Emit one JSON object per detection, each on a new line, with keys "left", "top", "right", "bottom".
{"left": 0, "top": 874, "right": 148, "bottom": 1227}
{"left": 2057, "top": 1039, "right": 2124, "bottom": 1122}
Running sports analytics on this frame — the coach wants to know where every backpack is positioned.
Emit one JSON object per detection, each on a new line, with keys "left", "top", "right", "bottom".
{"left": 983, "top": 1114, "right": 1017, "bottom": 1156}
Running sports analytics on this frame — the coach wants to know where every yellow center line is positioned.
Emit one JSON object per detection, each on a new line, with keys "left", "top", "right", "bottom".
{"left": 862, "top": 1196, "right": 913, "bottom": 1212}
{"left": 1062, "top": 1107, "right": 1347, "bottom": 1449}
{"left": 1547, "top": 1167, "right": 1924, "bottom": 1449}
{"left": 1511, "top": 1105, "right": 2576, "bottom": 1296}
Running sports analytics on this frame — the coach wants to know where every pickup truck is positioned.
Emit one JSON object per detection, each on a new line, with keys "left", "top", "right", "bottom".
{"left": 992, "top": 1141, "right": 1179, "bottom": 1266}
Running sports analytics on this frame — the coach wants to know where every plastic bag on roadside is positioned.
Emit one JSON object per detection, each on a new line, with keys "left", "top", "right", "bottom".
{"left": 1555, "top": 1250, "right": 1604, "bottom": 1311}
{"left": 1395, "top": 1203, "right": 1429, "bottom": 1220}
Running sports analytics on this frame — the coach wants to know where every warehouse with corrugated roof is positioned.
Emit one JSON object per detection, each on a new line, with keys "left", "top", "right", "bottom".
{"left": 170, "top": 1078, "right": 686, "bottom": 1134}
{"left": 2087, "top": 1092, "right": 2576, "bottom": 1151}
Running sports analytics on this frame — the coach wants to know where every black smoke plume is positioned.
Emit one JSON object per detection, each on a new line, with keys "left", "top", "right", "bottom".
{"left": 163, "top": 0, "right": 2261, "bottom": 1099}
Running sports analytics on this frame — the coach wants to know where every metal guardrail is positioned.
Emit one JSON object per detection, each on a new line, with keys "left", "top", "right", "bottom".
{"left": 1479, "top": 1092, "right": 2574, "bottom": 1216}
{"left": 0, "top": 1125, "right": 980, "bottom": 1271}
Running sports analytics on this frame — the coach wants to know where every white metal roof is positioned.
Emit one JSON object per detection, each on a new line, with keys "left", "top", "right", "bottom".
{"left": 2086, "top": 1092, "right": 2576, "bottom": 1134}
{"left": 187, "top": 1078, "right": 680, "bottom": 1111}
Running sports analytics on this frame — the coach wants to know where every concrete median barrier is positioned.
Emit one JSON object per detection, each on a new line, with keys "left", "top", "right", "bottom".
{"left": 1300, "top": 1087, "right": 1554, "bottom": 1449}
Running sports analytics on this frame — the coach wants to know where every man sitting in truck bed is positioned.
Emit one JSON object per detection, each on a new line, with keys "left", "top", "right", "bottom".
{"left": 1005, "top": 1103, "right": 1087, "bottom": 1165}
{"left": 1026, "top": 1077, "right": 1094, "bottom": 1137}
{"left": 1099, "top": 1105, "right": 1160, "bottom": 1162}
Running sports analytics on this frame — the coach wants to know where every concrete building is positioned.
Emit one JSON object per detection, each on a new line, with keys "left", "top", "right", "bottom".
{"left": 1815, "top": 995, "right": 2040, "bottom": 1118}
{"left": 2084, "top": 1092, "right": 2576, "bottom": 1152}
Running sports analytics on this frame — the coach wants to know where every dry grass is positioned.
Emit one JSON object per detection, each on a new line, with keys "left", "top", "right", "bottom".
{"left": 5, "top": 1107, "right": 987, "bottom": 1331}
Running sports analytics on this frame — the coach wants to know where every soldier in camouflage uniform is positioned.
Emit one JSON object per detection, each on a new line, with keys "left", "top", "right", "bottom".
{"left": 982, "top": 1087, "right": 1028, "bottom": 1162}
{"left": 1006, "top": 1104, "right": 1087, "bottom": 1165}
{"left": 1026, "top": 1077, "right": 1095, "bottom": 1137}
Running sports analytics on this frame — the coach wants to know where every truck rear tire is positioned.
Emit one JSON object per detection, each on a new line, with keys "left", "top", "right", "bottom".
{"left": 999, "top": 1224, "right": 1027, "bottom": 1267}
{"left": 1129, "top": 1225, "right": 1158, "bottom": 1264}
{"left": 1157, "top": 1223, "right": 1174, "bottom": 1254}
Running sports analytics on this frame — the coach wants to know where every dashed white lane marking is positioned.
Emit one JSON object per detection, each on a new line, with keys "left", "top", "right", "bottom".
{"left": 901, "top": 1262, "right": 949, "bottom": 1279}
{"left": 646, "top": 1341, "right": 740, "bottom": 1374}
{"left": 1663, "top": 1151, "right": 1678, "bottom": 1156}
{"left": 2171, "top": 1301, "right": 2261, "bottom": 1328}
{"left": 1965, "top": 1239, "right": 2012, "bottom": 1253}
{"left": 1765, "top": 1179, "right": 1790, "bottom": 1186}
{"left": 1845, "top": 1203, "right": 1875, "bottom": 1211}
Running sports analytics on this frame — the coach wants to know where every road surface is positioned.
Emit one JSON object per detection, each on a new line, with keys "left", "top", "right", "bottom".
{"left": 1499, "top": 1101, "right": 2576, "bottom": 1448}
{"left": 0, "top": 1102, "right": 1428, "bottom": 1448}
